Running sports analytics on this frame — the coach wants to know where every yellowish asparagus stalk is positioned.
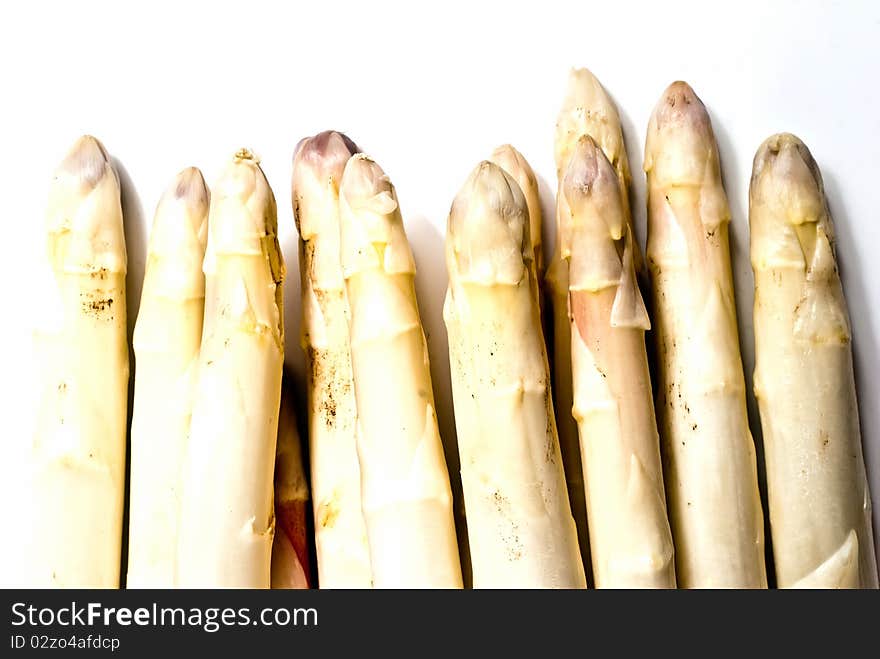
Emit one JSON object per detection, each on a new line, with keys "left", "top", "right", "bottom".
{"left": 292, "top": 131, "right": 372, "bottom": 588}
{"left": 488, "top": 144, "right": 544, "bottom": 280}
{"left": 127, "top": 167, "right": 209, "bottom": 588}
{"left": 750, "top": 133, "right": 878, "bottom": 588}
{"left": 561, "top": 135, "right": 675, "bottom": 588}
{"left": 271, "top": 373, "right": 311, "bottom": 589}
{"left": 549, "top": 68, "right": 641, "bottom": 573}
{"left": 444, "top": 161, "right": 586, "bottom": 588}
{"left": 177, "top": 149, "right": 285, "bottom": 588}
{"left": 645, "top": 82, "right": 766, "bottom": 588}
{"left": 28, "top": 135, "right": 128, "bottom": 587}
{"left": 339, "top": 154, "right": 463, "bottom": 588}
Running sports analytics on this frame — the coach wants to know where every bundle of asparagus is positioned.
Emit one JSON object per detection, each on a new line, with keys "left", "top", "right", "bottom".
{"left": 339, "top": 153, "right": 463, "bottom": 588}
{"left": 20, "top": 74, "right": 880, "bottom": 591}
{"left": 645, "top": 82, "right": 766, "bottom": 588}
{"left": 176, "top": 149, "right": 285, "bottom": 588}
{"left": 127, "top": 167, "right": 209, "bottom": 587}
{"left": 561, "top": 134, "right": 675, "bottom": 588}
{"left": 444, "top": 160, "right": 585, "bottom": 588}
{"left": 750, "top": 133, "right": 878, "bottom": 588}
{"left": 292, "top": 131, "right": 372, "bottom": 588}
{"left": 28, "top": 135, "right": 129, "bottom": 587}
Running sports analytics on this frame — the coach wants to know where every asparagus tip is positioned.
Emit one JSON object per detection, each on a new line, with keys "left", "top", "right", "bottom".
{"left": 451, "top": 160, "right": 525, "bottom": 236}
{"left": 651, "top": 81, "right": 708, "bottom": 129}
{"left": 170, "top": 166, "right": 210, "bottom": 214}
{"left": 340, "top": 153, "right": 397, "bottom": 214}
{"left": 468, "top": 159, "right": 520, "bottom": 201}
{"left": 563, "top": 134, "right": 615, "bottom": 196}
{"left": 752, "top": 132, "right": 819, "bottom": 185}
{"left": 565, "top": 67, "right": 602, "bottom": 97}
{"left": 559, "top": 67, "right": 615, "bottom": 121}
{"left": 561, "top": 135, "right": 625, "bottom": 243}
{"left": 645, "top": 81, "right": 719, "bottom": 183}
{"left": 448, "top": 160, "right": 530, "bottom": 282}
{"left": 233, "top": 147, "right": 259, "bottom": 164}
{"left": 59, "top": 135, "right": 111, "bottom": 188}
{"left": 488, "top": 144, "right": 536, "bottom": 185}
{"left": 215, "top": 148, "right": 275, "bottom": 212}
{"left": 555, "top": 66, "right": 624, "bottom": 178}
{"left": 312, "top": 130, "right": 359, "bottom": 158}
{"left": 489, "top": 143, "right": 518, "bottom": 162}
{"left": 751, "top": 133, "right": 825, "bottom": 226}
{"left": 294, "top": 131, "right": 359, "bottom": 179}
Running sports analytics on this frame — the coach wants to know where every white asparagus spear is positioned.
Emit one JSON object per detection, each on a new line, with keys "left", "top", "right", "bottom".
{"left": 550, "top": 67, "right": 640, "bottom": 571}
{"left": 561, "top": 135, "right": 675, "bottom": 588}
{"left": 339, "top": 154, "right": 463, "bottom": 588}
{"left": 645, "top": 82, "right": 766, "bottom": 588}
{"left": 271, "top": 373, "right": 311, "bottom": 589}
{"left": 176, "top": 149, "right": 285, "bottom": 588}
{"left": 488, "top": 144, "right": 544, "bottom": 280}
{"left": 444, "top": 161, "right": 586, "bottom": 588}
{"left": 750, "top": 133, "right": 878, "bottom": 589}
{"left": 27, "top": 135, "right": 128, "bottom": 587}
{"left": 292, "top": 131, "right": 372, "bottom": 588}
{"left": 549, "top": 68, "right": 646, "bottom": 575}
{"left": 127, "top": 167, "right": 209, "bottom": 588}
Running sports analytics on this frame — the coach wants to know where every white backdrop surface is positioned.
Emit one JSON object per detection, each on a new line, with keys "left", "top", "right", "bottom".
{"left": 1, "top": 0, "right": 878, "bottom": 570}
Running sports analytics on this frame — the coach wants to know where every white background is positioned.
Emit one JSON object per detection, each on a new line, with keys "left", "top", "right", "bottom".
{"left": 1, "top": 0, "right": 878, "bottom": 570}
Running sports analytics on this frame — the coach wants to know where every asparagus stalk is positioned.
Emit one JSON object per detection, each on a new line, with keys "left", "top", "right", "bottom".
{"left": 271, "top": 373, "right": 311, "bottom": 589}
{"left": 488, "top": 144, "right": 544, "bottom": 280}
{"left": 444, "top": 161, "right": 586, "bottom": 588}
{"left": 548, "top": 68, "right": 640, "bottom": 573}
{"left": 127, "top": 167, "right": 209, "bottom": 588}
{"left": 750, "top": 133, "right": 878, "bottom": 588}
{"left": 645, "top": 82, "right": 766, "bottom": 588}
{"left": 561, "top": 135, "right": 675, "bottom": 588}
{"left": 339, "top": 154, "right": 463, "bottom": 588}
{"left": 292, "top": 131, "right": 372, "bottom": 588}
{"left": 177, "top": 149, "right": 285, "bottom": 588}
{"left": 28, "top": 135, "right": 128, "bottom": 587}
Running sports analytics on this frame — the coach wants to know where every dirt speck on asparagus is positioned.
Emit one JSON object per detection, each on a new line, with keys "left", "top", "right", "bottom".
{"left": 80, "top": 292, "right": 114, "bottom": 317}
{"left": 493, "top": 490, "right": 523, "bottom": 562}
{"left": 305, "top": 287, "right": 356, "bottom": 432}
{"left": 308, "top": 346, "right": 336, "bottom": 427}
{"left": 318, "top": 497, "right": 340, "bottom": 529}
{"left": 308, "top": 345, "right": 353, "bottom": 430}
